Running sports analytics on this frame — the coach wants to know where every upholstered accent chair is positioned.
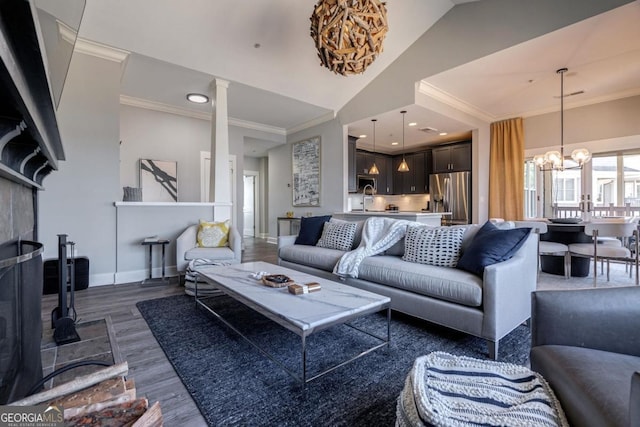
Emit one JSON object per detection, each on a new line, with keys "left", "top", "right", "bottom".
{"left": 530, "top": 287, "right": 640, "bottom": 427}
{"left": 175, "top": 223, "right": 242, "bottom": 275}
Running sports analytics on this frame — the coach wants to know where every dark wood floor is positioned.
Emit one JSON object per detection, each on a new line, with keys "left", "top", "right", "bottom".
{"left": 40, "top": 237, "right": 277, "bottom": 426}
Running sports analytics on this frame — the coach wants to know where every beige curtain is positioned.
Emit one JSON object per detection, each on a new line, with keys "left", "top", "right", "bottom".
{"left": 489, "top": 118, "right": 524, "bottom": 221}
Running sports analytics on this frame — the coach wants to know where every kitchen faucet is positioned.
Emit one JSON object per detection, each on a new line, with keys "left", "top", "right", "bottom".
{"left": 362, "top": 184, "right": 375, "bottom": 211}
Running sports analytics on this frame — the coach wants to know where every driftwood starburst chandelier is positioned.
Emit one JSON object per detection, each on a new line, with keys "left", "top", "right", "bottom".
{"left": 310, "top": 0, "right": 388, "bottom": 76}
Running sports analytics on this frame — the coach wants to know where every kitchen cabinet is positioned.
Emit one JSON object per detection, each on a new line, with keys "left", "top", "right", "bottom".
{"left": 432, "top": 142, "right": 471, "bottom": 173}
{"left": 376, "top": 156, "right": 393, "bottom": 194}
{"left": 393, "top": 151, "right": 430, "bottom": 194}
{"left": 355, "top": 149, "right": 393, "bottom": 194}
{"left": 348, "top": 136, "right": 357, "bottom": 192}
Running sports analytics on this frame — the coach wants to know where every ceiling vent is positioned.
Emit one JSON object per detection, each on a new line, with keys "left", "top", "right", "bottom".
{"left": 419, "top": 126, "right": 438, "bottom": 133}
{"left": 554, "top": 90, "right": 585, "bottom": 98}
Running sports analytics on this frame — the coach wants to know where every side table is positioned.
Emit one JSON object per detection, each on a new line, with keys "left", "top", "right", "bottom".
{"left": 141, "top": 239, "right": 170, "bottom": 285}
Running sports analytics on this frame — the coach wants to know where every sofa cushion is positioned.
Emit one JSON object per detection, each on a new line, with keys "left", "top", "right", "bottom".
{"left": 278, "top": 244, "right": 345, "bottom": 272}
{"left": 358, "top": 255, "right": 483, "bottom": 307}
{"left": 295, "top": 215, "right": 331, "bottom": 245}
{"left": 403, "top": 225, "right": 465, "bottom": 267}
{"left": 457, "top": 221, "right": 531, "bottom": 276}
{"left": 317, "top": 221, "right": 357, "bottom": 251}
{"left": 185, "top": 246, "right": 236, "bottom": 261}
{"left": 531, "top": 345, "right": 640, "bottom": 427}
{"left": 197, "top": 219, "right": 229, "bottom": 247}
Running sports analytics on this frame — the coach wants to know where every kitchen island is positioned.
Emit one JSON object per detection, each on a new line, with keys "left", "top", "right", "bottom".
{"left": 333, "top": 211, "right": 449, "bottom": 226}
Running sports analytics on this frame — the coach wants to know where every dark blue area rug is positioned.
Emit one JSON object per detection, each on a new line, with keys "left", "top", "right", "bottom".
{"left": 136, "top": 294, "right": 530, "bottom": 426}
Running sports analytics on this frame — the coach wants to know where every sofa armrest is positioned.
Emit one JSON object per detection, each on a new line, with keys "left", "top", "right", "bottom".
{"left": 481, "top": 231, "right": 538, "bottom": 341}
{"left": 531, "top": 287, "right": 640, "bottom": 357}
{"left": 278, "top": 235, "right": 297, "bottom": 250}
{"left": 176, "top": 224, "right": 198, "bottom": 272}
{"left": 228, "top": 226, "right": 242, "bottom": 264}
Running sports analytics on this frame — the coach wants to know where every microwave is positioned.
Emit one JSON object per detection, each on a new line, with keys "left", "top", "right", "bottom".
{"left": 357, "top": 175, "right": 376, "bottom": 193}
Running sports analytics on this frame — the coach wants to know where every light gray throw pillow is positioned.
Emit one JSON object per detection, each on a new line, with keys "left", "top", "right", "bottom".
{"left": 403, "top": 225, "right": 465, "bottom": 267}
{"left": 316, "top": 221, "right": 357, "bottom": 251}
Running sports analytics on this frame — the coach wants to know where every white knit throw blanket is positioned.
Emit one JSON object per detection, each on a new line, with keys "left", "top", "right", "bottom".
{"left": 333, "top": 217, "right": 413, "bottom": 278}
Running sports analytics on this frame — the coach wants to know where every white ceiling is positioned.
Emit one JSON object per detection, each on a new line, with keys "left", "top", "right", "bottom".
{"left": 351, "top": 0, "right": 640, "bottom": 153}
{"left": 72, "top": 0, "right": 640, "bottom": 156}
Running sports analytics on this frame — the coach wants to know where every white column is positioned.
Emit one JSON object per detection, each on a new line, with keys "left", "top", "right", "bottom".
{"left": 209, "top": 78, "right": 233, "bottom": 221}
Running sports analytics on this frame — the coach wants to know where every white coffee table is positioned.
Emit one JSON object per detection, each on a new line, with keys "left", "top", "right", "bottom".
{"left": 193, "top": 261, "right": 391, "bottom": 383}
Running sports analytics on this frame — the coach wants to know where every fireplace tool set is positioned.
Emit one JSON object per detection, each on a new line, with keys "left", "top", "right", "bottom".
{"left": 51, "top": 234, "right": 81, "bottom": 345}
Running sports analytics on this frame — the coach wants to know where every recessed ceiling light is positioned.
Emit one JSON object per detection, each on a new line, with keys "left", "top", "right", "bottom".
{"left": 359, "top": 134, "right": 367, "bottom": 138}
{"left": 186, "top": 93, "right": 209, "bottom": 104}
{"left": 391, "top": 142, "right": 399, "bottom": 146}
{"left": 408, "top": 122, "right": 417, "bottom": 127}
{"left": 439, "top": 132, "right": 448, "bottom": 136}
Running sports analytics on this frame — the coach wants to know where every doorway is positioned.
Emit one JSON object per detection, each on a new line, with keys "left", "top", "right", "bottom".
{"left": 243, "top": 171, "right": 259, "bottom": 237}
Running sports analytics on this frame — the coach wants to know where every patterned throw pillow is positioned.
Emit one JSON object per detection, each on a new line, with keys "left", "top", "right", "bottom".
{"left": 402, "top": 225, "right": 465, "bottom": 267}
{"left": 197, "top": 219, "right": 230, "bottom": 248}
{"left": 316, "top": 221, "right": 357, "bottom": 251}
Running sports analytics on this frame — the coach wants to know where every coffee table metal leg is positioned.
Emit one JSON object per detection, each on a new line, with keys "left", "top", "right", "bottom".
{"left": 196, "top": 293, "right": 390, "bottom": 384}
{"left": 301, "top": 335, "right": 307, "bottom": 383}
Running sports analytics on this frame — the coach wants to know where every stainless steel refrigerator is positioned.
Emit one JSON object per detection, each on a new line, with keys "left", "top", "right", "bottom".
{"left": 429, "top": 171, "right": 471, "bottom": 225}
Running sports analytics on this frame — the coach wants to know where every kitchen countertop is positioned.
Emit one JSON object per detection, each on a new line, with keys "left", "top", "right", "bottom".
{"left": 341, "top": 211, "right": 451, "bottom": 216}
{"left": 334, "top": 211, "right": 451, "bottom": 226}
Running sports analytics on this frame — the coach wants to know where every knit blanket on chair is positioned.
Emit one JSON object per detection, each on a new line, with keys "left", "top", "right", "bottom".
{"left": 333, "top": 217, "right": 413, "bottom": 278}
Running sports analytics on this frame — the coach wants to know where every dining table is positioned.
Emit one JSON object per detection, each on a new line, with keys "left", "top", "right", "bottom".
{"left": 540, "top": 221, "right": 592, "bottom": 277}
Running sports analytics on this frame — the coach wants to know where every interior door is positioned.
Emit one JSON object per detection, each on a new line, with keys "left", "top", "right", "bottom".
{"left": 243, "top": 175, "right": 255, "bottom": 237}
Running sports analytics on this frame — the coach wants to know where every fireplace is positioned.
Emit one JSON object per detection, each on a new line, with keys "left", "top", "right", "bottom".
{"left": 0, "top": 0, "right": 85, "bottom": 405}
{"left": 0, "top": 239, "right": 44, "bottom": 404}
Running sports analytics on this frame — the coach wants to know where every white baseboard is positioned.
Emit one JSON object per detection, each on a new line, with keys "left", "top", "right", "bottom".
{"left": 89, "top": 273, "right": 117, "bottom": 287}
{"left": 266, "top": 237, "right": 277, "bottom": 245}
{"left": 113, "top": 266, "right": 179, "bottom": 285}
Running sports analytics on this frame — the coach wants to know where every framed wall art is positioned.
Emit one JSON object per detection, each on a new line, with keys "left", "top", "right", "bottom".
{"left": 292, "top": 136, "right": 320, "bottom": 207}
{"left": 140, "top": 159, "right": 178, "bottom": 202}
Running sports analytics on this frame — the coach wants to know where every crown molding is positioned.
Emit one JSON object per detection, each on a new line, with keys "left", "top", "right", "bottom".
{"left": 286, "top": 111, "right": 336, "bottom": 135}
{"left": 119, "top": 95, "right": 287, "bottom": 135}
{"left": 418, "top": 80, "right": 495, "bottom": 123}
{"left": 74, "top": 37, "right": 130, "bottom": 63}
{"left": 228, "top": 117, "right": 286, "bottom": 135}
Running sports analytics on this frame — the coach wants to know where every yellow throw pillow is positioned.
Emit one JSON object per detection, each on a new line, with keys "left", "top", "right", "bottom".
{"left": 197, "top": 220, "right": 230, "bottom": 248}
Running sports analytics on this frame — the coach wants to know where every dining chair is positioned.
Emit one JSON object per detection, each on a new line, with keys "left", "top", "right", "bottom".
{"left": 515, "top": 221, "right": 571, "bottom": 279}
{"left": 568, "top": 221, "right": 640, "bottom": 287}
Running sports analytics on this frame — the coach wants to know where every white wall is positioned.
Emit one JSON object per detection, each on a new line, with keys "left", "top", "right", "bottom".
{"left": 39, "top": 52, "right": 122, "bottom": 285}
{"left": 525, "top": 95, "right": 640, "bottom": 152}
{"left": 267, "top": 118, "right": 345, "bottom": 239}
{"left": 120, "top": 106, "right": 211, "bottom": 202}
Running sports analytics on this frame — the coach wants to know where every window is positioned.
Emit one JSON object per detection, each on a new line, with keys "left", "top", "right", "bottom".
{"left": 523, "top": 160, "right": 537, "bottom": 218}
{"left": 555, "top": 176, "right": 579, "bottom": 203}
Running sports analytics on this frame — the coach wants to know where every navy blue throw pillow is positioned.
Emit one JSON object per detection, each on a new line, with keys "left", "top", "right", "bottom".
{"left": 456, "top": 221, "right": 531, "bottom": 276}
{"left": 294, "top": 215, "right": 332, "bottom": 245}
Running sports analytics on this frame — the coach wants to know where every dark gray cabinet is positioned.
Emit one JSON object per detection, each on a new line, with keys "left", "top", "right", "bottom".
{"left": 393, "top": 151, "right": 430, "bottom": 194}
{"left": 376, "top": 156, "right": 393, "bottom": 194}
{"left": 348, "top": 136, "right": 357, "bottom": 192}
{"left": 355, "top": 149, "right": 393, "bottom": 194}
{"left": 432, "top": 142, "right": 471, "bottom": 173}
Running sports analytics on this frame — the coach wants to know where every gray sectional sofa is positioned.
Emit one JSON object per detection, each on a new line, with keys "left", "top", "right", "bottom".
{"left": 278, "top": 219, "right": 538, "bottom": 359}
